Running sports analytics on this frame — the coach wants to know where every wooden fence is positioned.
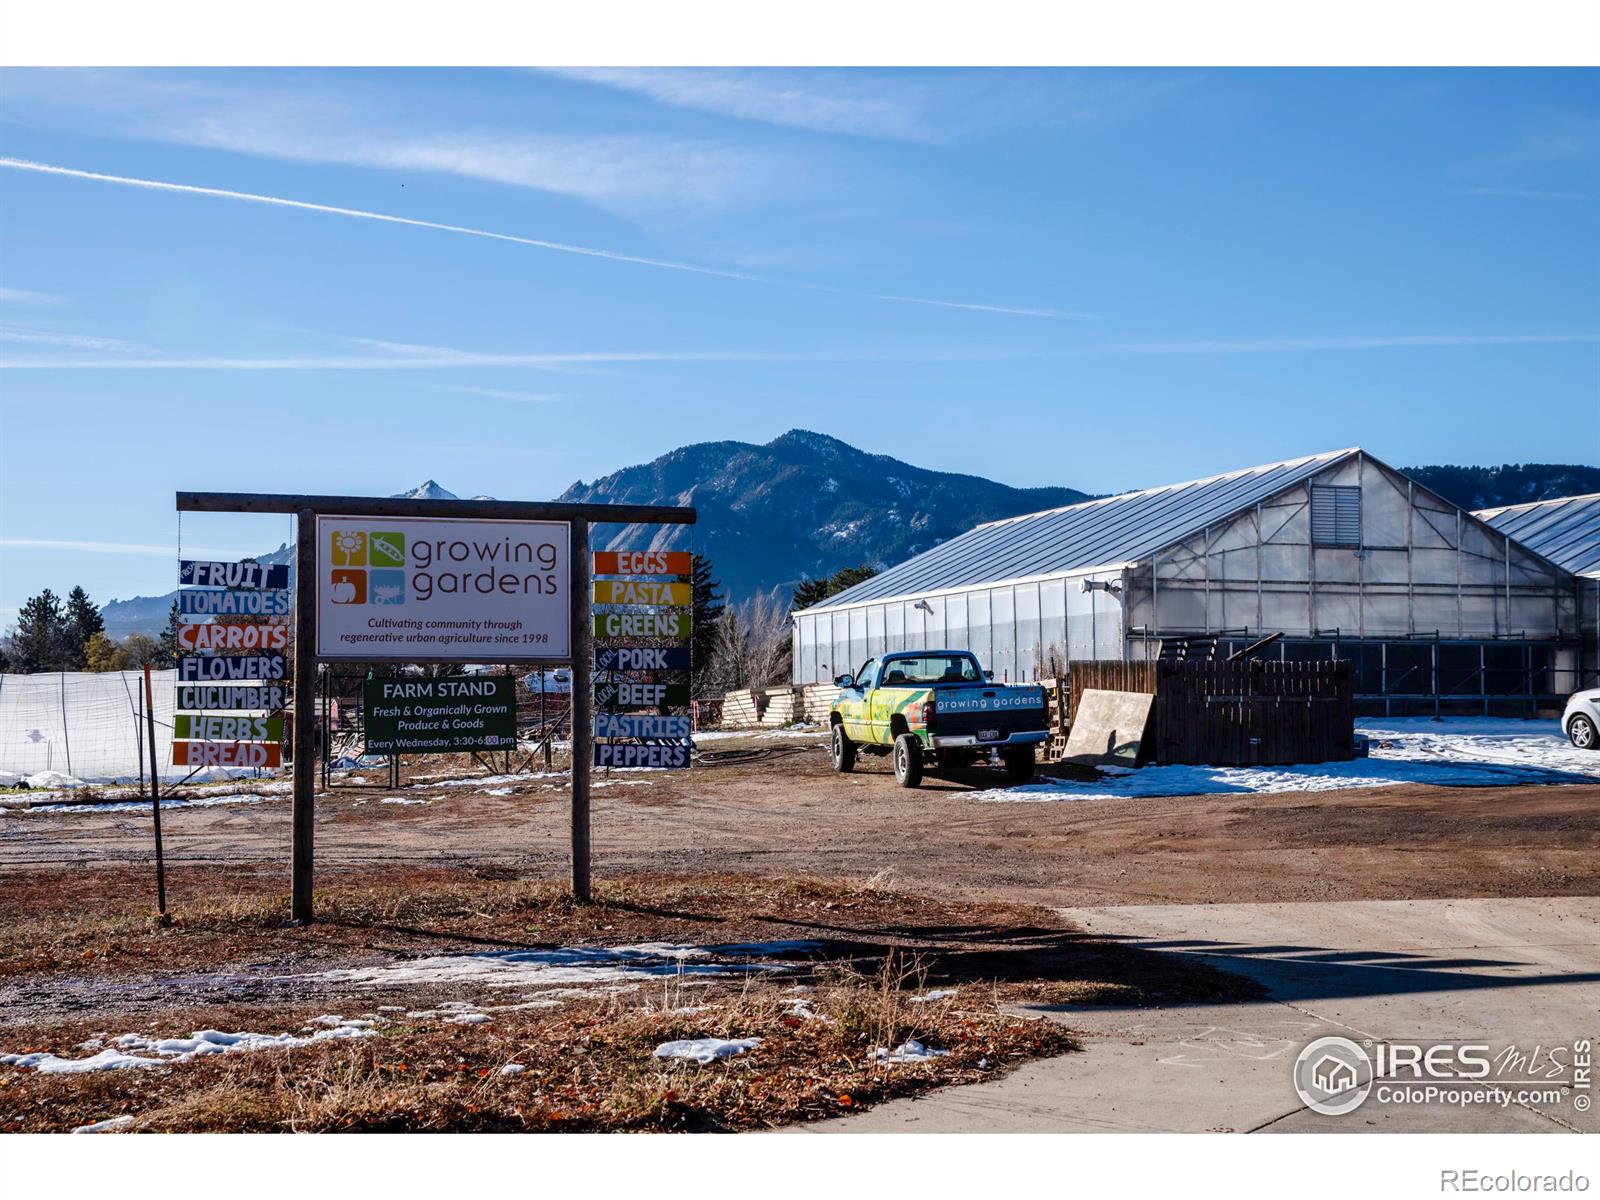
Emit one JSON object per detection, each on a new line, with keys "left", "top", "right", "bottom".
{"left": 1061, "top": 659, "right": 1354, "bottom": 766}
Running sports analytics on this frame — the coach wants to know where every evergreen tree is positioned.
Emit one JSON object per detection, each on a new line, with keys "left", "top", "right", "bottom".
{"left": 11, "top": 588, "right": 72, "bottom": 672}
{"left": 687, "top": 554, "right": 724, "bottom": 697}
{"left": 792, "top": 564, "right": 878, "bottom": 611}
{"left": 156, "top": 600, "right": 183, "bottom": 668}
{"left": 64, "top": 585, "right": 105, "bottom": 669}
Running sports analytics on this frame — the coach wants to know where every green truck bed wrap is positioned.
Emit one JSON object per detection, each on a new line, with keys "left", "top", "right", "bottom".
{"left": 828, "top": 649, "right": 1048, "bottom": 788}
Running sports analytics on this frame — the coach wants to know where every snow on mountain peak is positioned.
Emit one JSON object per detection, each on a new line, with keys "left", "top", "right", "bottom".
{"left": 393, "top": 481, "right": 459, "bottom": 501}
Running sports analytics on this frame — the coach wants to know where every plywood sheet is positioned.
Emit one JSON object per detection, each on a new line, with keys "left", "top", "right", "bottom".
{"left": 1062, "top": 688, "right": 1154, "bottom": 766}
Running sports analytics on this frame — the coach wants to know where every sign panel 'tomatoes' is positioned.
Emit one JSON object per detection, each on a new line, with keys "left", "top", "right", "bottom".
{"left": 316, "top": 516, "right": 571, "bottom": 662}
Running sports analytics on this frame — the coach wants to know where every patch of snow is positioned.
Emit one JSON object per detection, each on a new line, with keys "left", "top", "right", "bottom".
{"left": 26, "top": 770, "right": 86, "bottom": 789}
{"left": 688, "top": 728, "right": 826, "bottom": 743}
{"left": 499, "top": 1063, "right": 527, "bottom": 1076}
{"left": 71, "top": 1115, "right": 136, "bottom": 1134}
{"left": 873, "top": 1039, "right": 950, "bottom": 1063}
{"left": 909, "top": 989, "right": 955, "bottom": 1003}
{"left": 977, "top": 718, "right": 1600, "bottom": 803}
{"left": 13, "top": 793, "right": 270, "bottom": 817}
{"left": 3, "top": 1048, "right": 164, "bottom": 1074}
{"left": 380, "top": 797, "right": 431, "bottom": 806}
{"left": 302, "top": 941, "right": 816, "bottom": 992}
{"left": 450, "top": 1013, "right": 491, "bottom": 1025}
{"left": 654, "top": 1037, "right": 761, "bottom": 1064}
{"left": 416, "top": 773, "right": 534, "bottom": 788}
{"left": 482, "top": 787, "right": 514, "bottom": 796}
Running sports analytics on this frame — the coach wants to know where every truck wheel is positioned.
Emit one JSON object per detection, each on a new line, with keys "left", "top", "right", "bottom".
{"left": 893, "top": 733, "right": 924, "bottom": 788}
{"left": 1003, "top": 746, "right": 1036, "bottom": 782}
{"left": 1570, "top": 714, "right": 1598, "bottom": 750}
{"left": 830, "top": 723, "right": 857, "bottom": 772}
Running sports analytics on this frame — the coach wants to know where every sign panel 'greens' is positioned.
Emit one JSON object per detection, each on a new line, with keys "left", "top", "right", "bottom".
{"left": 593, "top": 611, "right": 690, "bottom": 640}
{"left": 318, "top": 516, "right": 571, "bottom": 662}
{"left": 362, "top": 675, "right": 518, "bottom": 755}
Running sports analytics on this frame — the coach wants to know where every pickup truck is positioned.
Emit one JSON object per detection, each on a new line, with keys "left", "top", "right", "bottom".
{"left": 828, "top": 649, "right": 1049, "bottom": 788}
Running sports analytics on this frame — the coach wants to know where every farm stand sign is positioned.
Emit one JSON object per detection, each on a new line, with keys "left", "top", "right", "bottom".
{"left": 362, "top": 675, "right": 518, "bottom": 755}
{"left": 318, "top": 516, "right": 571, "bottom": 662}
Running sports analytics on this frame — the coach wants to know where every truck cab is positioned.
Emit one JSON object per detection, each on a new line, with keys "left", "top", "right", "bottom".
{"left": 828, "top": 649, "right": 1048, "bottom": 788}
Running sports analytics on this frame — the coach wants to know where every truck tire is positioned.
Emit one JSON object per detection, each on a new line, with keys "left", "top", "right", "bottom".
{"left": 1003, "top": 746, "right": 1036, "bottom": 782}
{"left": 893, "top": 733, "right": 924, "bottom": 788}
{"left": 830, "top": 723, "right": 857, "bottom": 772}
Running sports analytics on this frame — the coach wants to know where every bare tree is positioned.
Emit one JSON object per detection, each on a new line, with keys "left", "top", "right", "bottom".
{"left": 703, "top": 593, "right": 792, "bottom": 693}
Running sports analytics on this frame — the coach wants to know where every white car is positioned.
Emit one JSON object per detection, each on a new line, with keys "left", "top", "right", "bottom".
{"left": 1564, "top": 688, "right": 1600, "bottom": 750}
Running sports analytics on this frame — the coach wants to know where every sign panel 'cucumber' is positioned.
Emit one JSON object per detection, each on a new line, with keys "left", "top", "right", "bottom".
{"left": 177, "top": 685, "right": 287, "bottom": 712}
{"left": 593, "top": 611, "right": 690, "bottom": 640}
{"left": 180, "top": 560, "right": 289, "bottom": 589}
{"left": 592, "top": 579, "right": 691, "bottom": 607}
{"left": 173, "top": 741, "right": 282, "bottom": 769}
{"left": 595, "top": 741, "right": 691, "bottom": 769}
{"left": 362, "top": 675, "right": 518, "bottom": 755}
{"left": 594, "top": 645, "right": 692, "bottom": 673}
{"left": 174, "top": 714, "right": 283, "bottom": 742}
{"left": 594, "top": 681, "right": 690, "bottom": 710}
{"left": 594, "top": 713, "right": 693, "bottom": 740}
{"left": 593, "top": 550, "right": 692, "bottom": 577}
{"left": 317, "top": 516, "right": 571, "bottom": 662}
{"left": 179, "top": 654, "right": 286, "bottom": 682}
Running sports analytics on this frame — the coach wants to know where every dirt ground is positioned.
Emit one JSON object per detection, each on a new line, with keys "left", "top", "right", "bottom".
{"left": 2, "top": 734, "right": 1595, "bottom": 1132}
{"left": 5, "top": 734, "right": 1598, "bottom": 909}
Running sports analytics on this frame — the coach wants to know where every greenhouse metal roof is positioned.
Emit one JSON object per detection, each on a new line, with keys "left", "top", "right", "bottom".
{"left": 1475, "top": 492, "right": 1600, "bottom": 579}
{"left": 803, "top": 447, "right": 1359, "bottom": 611}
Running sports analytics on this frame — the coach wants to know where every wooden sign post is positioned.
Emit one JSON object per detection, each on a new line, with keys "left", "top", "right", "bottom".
{"left": 176, "top": 491, "right": 693, "bottom": 921}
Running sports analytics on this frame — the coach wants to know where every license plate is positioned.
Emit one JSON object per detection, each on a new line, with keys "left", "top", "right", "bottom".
{"left": 979, "top": 728, "right": 1000, "bottom": 741}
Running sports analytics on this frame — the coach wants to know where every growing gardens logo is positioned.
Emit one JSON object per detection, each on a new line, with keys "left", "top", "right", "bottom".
{"left": 329, "top": 529, "right": 407, "bottom": 606}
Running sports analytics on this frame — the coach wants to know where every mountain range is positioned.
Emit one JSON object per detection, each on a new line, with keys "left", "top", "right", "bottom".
{"left": 97, "top": 435, "right": 1600, "bottom": 637}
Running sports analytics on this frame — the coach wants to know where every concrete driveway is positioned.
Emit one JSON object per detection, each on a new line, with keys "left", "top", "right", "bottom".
{"left": 793, "top": 896, "right": 1599, "bottom": 1133}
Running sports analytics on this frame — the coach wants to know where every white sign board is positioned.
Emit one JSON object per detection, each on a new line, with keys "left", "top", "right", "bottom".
{"left": 316, "top": 515, "right": 571, "bottom": 661}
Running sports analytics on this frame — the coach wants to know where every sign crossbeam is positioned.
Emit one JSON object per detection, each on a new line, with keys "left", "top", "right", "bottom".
{"left": 176, "top": 490, "right": 694, "bottom": 922}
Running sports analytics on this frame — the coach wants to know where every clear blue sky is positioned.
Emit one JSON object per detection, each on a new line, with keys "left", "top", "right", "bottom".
{"left": 1, "top": 67, "right": 1596, "bottom": 619}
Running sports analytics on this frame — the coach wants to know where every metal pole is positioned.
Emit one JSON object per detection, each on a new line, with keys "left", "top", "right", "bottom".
{"left": 291, "top": 509, "right": 318, "bottom": 923}
{"left": 570, "top": 517, "right": 593, "bottom": 902}
{"left": 142, "top": 665, "right": 167, "bottom": 920}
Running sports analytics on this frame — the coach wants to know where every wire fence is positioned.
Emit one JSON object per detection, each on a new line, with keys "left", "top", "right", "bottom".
{"left": 0, "top": 670, "right": 182, "bottom": 785}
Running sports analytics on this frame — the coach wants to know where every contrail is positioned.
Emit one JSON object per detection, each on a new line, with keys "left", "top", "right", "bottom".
{"left": 0, "top": 157, "right": 1091, "bottom": 320}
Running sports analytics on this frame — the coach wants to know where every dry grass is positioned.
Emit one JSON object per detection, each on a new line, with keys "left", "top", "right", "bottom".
{"left": 0, "top": 870, "right": 1260, "bottom": 1132}
{"left": 1, "top": 958, "right": 1079, "bottom": 1133}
